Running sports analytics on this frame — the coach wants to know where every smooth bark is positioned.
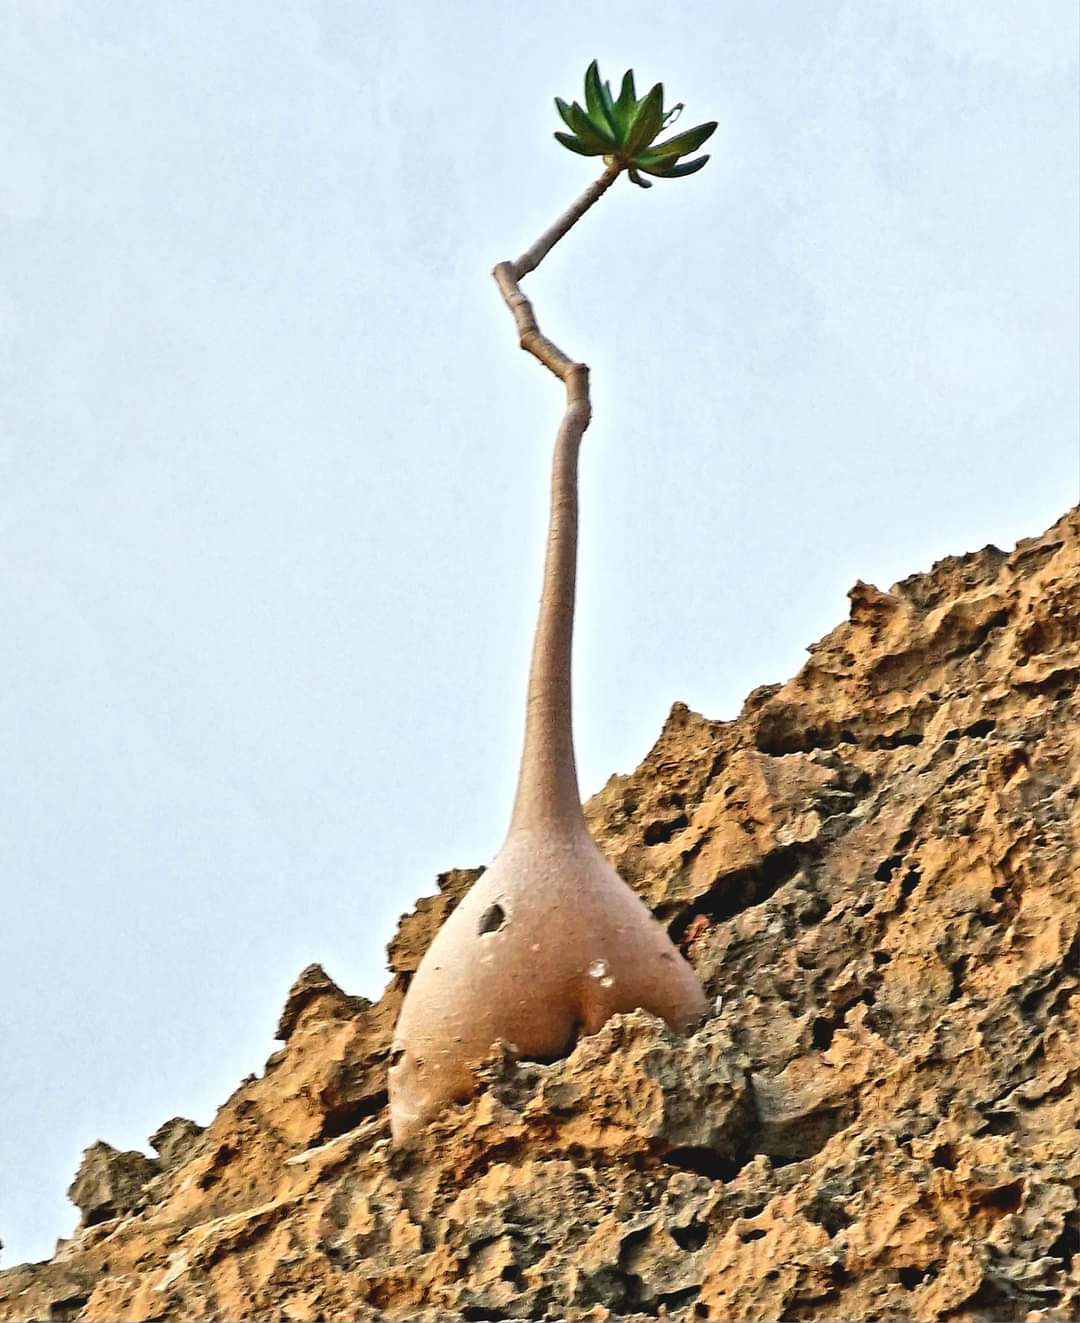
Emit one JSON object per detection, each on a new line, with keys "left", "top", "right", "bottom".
{"left": 492, "top": 164, "right": 621, "bottom": 834}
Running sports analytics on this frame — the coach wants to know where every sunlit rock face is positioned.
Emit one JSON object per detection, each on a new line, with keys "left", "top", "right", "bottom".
{"left": 2, "top": 509, "right": 1077, "bottom": 1323}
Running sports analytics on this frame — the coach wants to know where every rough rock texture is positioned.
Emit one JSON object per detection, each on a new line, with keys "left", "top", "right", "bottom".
{"left": 66, "top": 1145, "right": 160, "bottom": 1231}
{"left": 148, "top": 1119, "right": 206, "bottom": 1174}
{"left": 2, "top": 509, "right": 1078, "bottom": 1322}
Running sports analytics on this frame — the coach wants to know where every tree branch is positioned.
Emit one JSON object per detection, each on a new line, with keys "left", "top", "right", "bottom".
{"left": 492, "top": 162, "right": 621, "bottom": 380}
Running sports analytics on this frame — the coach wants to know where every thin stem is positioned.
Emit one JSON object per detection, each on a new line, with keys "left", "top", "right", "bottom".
{"left": 511, "top": 162, "right": 622, "bottom": 283}
{"left": 492, "top": 166, "right": 621, "bottom": 835}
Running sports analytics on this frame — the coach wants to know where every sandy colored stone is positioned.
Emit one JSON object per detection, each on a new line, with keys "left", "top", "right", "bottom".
{"left": 2, "top": 508, "right": 1077, "bottom": 1321}
{"left": 275, "top": 962, "right": 372, "bottom": 1041}
{"left": 66, "top": 1143, "right": 159, "bottom": 1230}
{"left": 148, "top": 1118, "right": 205, "bottom": 1172}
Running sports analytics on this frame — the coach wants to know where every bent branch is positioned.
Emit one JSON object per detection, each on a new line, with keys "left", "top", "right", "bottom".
{"left": 492, "top": 163, "right": 622, "bottom": 834}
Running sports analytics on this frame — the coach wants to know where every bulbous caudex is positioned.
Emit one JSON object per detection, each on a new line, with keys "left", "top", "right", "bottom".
{"left": 388, "top": 161, "right": 708, "bottom": 1147}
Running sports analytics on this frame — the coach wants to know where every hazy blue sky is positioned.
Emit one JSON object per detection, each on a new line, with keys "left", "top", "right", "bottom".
{"left": 1, "top": 0, "right": 1077, "bottom": 1265}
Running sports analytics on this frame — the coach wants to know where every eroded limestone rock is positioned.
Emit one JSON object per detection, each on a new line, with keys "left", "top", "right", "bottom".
{"left": 2, "top": 508, "right": 1077, "bottom": 1322}
{"left": 66, "top": 1143, "right": 158, "bottom": 1229}
{"left": 148, "top": 1119, "right": 205, "bottom": 1172}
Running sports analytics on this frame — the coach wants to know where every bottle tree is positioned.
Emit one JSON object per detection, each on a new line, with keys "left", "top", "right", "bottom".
{"left": 389, "top": 63, "right": 717, "bottom": 1146}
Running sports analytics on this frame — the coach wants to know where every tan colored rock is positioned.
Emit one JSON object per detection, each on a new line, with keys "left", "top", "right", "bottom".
{"left": 148, "top": 1118, "right": 205, "bottom": 1172}
{"left": 275, "top": 962, "right": 372, "bottom": 1041}
{"left": 2, "top": 507, "right": 1078, "bottom": 1321}
{"left": 66, "top": 1142, "right": 158, "bottom": 1229}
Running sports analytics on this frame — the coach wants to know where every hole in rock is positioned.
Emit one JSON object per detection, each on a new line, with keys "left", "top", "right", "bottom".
{"left": 871, "top": 730, "right": 924, "bottom": 750}
{"left": 900, "top": 868, "right": 921, "bottom": 896}
{"left": 667, "top": 845, "right": 808, "bottom": 943}
{"left": 893, "top": 867, "right": 922, "bottom": 915}
{"left": 805, "top": 1196, "right": 853, "bottom": 1235}
{"left": 898, "top": 1265, "right": 930, "bottom": 1288}
{"left": 670, "top": 1220, "right": 708, "bottom": 1252}
{"left": 644, "top": 813, "right": 689, "bottom": 845}
{"left": 812, "top": 1016, "right": 835, "bottom": 1050}
{"left": 1049, "top": 1219, "right": 1079, "bottom": 1270}
{"left": 978, "top": 1110, "right": 1019, "bottom": 1136}
{"left": 664, "top": 1146, "right": 744, "bottom": 1182}
{"left": 658, "top": 1286, "right": 702, "bottom": 1312}
{"left": 48, "top": 1297, "right": 89, "bottom": 1322}
{"left": 319, "top": 1090, "right": 388, "bottom": 1141}
{"left": 977, "top": 1179, "right": 1024, "bottom": 1213}
{"left": 931, "top": 1143, "right": 957, "bottom": 1171}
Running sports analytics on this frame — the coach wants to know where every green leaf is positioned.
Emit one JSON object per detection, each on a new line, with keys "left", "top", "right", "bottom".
{"left": 664, "top": 153, "right": 711, "bottom": 176}
{"left": 584, "top": 60, "right": 618, "bottom": 137}
{"left": 554, "top": 97, "right": 577, "bottom": 132}
{"left": 613, "top": 68, "right": 637, "bottom": 131}
{"left": 566, "top": 99, "right": 616, "bottom": 151}
{"left": 635, "top": 157, "right": 674, "bottom": 177}
{"left": 627, "top": 166, "right": 652, "bottom": 189}
{"left": 638, "top": 152, "right": 711, "bottom": 178}
{"left": 554, "top": 130, "right": 607, "bottom": 157}
{"left": 601, "top": 79, "right": 619, "bottom": 134}
{"left": 624, "top": 83, "right": 664, "bottom": 158}
{"left": 642, "top": 120, "right": 717, "bottom": 161}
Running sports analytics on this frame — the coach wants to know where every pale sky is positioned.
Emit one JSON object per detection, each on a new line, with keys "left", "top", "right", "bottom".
{"left": 1, "top": 1, "right": 1077, "bottom": 1265}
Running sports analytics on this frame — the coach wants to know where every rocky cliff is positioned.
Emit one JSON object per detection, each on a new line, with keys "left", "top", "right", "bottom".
{"left": 2, "top": 510, "right": 1077, "bottom": 1322}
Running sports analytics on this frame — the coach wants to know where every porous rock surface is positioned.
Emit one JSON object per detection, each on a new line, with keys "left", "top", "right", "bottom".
{"left": 2, "top": 509, "right": 1078, "bottom": 1322}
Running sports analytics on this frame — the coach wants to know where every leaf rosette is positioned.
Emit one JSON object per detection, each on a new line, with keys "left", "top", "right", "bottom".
{"left": 554, "top": 59, "right": 716, "bottom": 188}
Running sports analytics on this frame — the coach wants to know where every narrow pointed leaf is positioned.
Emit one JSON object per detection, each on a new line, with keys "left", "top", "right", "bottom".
{"left": 584, "top": 60, "right": 618, "bottom": 137}
{"left": 661, "top": 102, "right": 684, "bottom": 129}
{"left": 627, "top": 166, "right": 652, "bottom": 189}
{"left": 625, "top": 83, "right": 664, "bottom": 158}
{"left": 644, "top": 120, "right": 717, "bottom": 161}
{"left": 554, "top": 97, "right": 577, "bottom": 132}
{"left": 636, "top": 150, "right": 712, "bottom": 178}
{"left": 664, "top": 153, "right": 710, "bottom": 177}
{"left": 613, "top": 68, "right": 637, "bottom": 130}
{"left": 600, "top": 79, "right": 619, "bottom": 134}
{"left": 566, "top": 99, "right": 616, "bottom": 151}
{"left": 638, "top": 154, "right": 710, "bottom": 179}
{"left": 554, "top": 130, "right": 605, "bottom": 157}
